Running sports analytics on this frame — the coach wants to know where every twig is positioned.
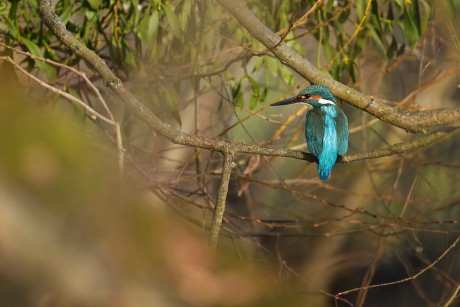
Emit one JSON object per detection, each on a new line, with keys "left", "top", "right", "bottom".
{"left": 209, "top": 149, "right": 234, "bottom": 249}
{"left": 0, "top": 43, "right": 125, "bottom": 177}
{"left": 336, "top": 235, "right": 460, "bottom": 297}
{"left": 216, "top": 0, "right": 460, "bottom": 133}
{"left": 443, "top": 281, "right": 460, "bottom": 307}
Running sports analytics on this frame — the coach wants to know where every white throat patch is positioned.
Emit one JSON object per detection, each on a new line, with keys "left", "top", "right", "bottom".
{"left": 318, "top": 98, "right": 336, "bottom": 105}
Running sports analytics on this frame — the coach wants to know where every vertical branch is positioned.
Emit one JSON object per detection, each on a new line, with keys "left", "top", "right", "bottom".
{"left": 209, "top": 149, "right": 234, "bottom": 249}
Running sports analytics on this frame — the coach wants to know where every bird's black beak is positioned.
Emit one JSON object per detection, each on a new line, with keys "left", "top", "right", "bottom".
{"left": 270, "top": 96, "right": 300, "bottom": 106}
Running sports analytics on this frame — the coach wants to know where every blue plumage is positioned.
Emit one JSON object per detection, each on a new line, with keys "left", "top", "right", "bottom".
{"left": 271, "top": 85, "right": 349, "bottom": 180}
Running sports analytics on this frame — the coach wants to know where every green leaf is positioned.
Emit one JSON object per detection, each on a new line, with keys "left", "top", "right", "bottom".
{"left": 280, "top": 65, "right": 293, "bottom": 85}
{"left": 59, "top": 4, "right": 74, "bottom": 24}
{"left": 260, "top": 87, "right": 268, "bottom": 103}
{"left": 409, "top": 0, "right": 422, "bottom": 35}
{"left": 248, "top": 76, "right": 260, "bottom": 110}
{"left": 387, "top": 37, "right": 398, "bottom": 58}
{"left": 402, "top": 9, "right": 419, "bottom": 48}
{"left": 356, "top": 0, "right": 366, "bottom": 20}
{"left": 229, "top": 79, "right": 241, "bottom": 103}
{"left": 367, "top": 27, "right": 386, "bottom": 56}
{"left": 420, "top": 0, "right": 432, "bottom": 33}
{"left": 139, "top": 9, "right": 159, "bottom": 46}
{"left": 20, "top": 37, "right": 57, "bottom": 81}
{"left": 164, "top": 3, "right": 181, "bottom": 39}
{"left": 370, "top": 1, "right": 383, "bottom": 35}
{"left": 2, "top": 15, "right": 18, "bottom": 38}
{"left": 323, "top": 42, "right": 335, "bottom": 63}
{"left": 264, "top": 56, "right": 279, "bottom": 78}
{"left": 86, "top": 0, "right": 100, "bottom": 10}
{"left": 125, "top": 51, "right": 137, "bottom": 68}
{"left": 85, "top": 10, "right": 96, "bottom": 21}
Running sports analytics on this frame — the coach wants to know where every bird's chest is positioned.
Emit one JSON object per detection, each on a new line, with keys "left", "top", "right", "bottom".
{"left": 308, "top": 106, "right": 338, "bottom": 128}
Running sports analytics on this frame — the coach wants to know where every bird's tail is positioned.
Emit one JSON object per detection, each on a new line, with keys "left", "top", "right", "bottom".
{"left": 317, "top": 146, "right": 337, "bottom": 180}
{"left": 318, "top": 162, "right": 333, "bottom": 180}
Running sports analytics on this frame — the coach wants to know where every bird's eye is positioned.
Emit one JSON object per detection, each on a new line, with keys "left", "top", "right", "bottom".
{"left": 300, "top": 94, "right": 310, "bottom": 100}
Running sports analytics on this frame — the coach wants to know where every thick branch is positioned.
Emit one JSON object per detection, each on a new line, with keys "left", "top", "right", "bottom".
{"left": 209, "top": 150, "right": 234, "bottom": 249}
{"left": 37, "top": 0, "right": 457, "bottom": 165}
{"left": 38, "top": 0, "right": 316, "bottom": 163}
{"left": 216, "top": 0, "right": 460, "bottom": 133}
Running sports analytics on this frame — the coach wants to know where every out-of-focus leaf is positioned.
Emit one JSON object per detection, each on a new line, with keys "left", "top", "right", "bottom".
{"left": 2, "top": 15, "right": 18, "bottom": 38}
{"left": 420, "top": 0, "right": 432, "bottom": 33}
{"left": 280, "top": 65, "right": 293, "bottom": 85}
{"left": 409, "top": 0, "right": 422, "bottom": 35}
{"left": 85, "top": 10, "right": 96, "bottom": 21}
{"left": 164, "top": 3, "right": 181, "bottom": 39}
{"left": 387, "top": 37, "right": 398, "bottom": 58}
{"left": 181, "top": 0, "right": 192, "bottom": 32}
{"left": 397, "top": 42, "right": 406, "bottom": 56}
{"left": 323, "top": 42, "right": 335, "bottom": 63}
{"left": 125, "top": 51, "right": 136, "bottom": 68}
{"left": 20, "top": 37, "right": 57, "bottom": 82}
{"left": 368, "top": 27, "right": 386, "bottom": 56}
{"left": 402, "top": 9, "right": 419, "bottom": 48}
{"left": 264, "top": 56, "right": 279, "bottom": 78}
{"left": 86, "top": 0, "right": 100, "bottom": 10}
{"left": 248, "top": 76, "right": 260, "bottom": 110}
{"left": 139, "top": 9, "right": 159, "bottom": 46}
{"left": 59, "top": 5, "right": 73, "bottom": 24}
{"left": 259, "top": 87, "right": 268, "bottom": 103}
{"left": 356, "top": 0, "right": 366, "bottom": 20}
{"left": 229, "top": 79, "right": 242, "bottom": 105}
{"left": 370, "top": 1, "right": 383, "bottom": 34}
{"left": 394, "top": 0, "right": 404, "bottom": 7}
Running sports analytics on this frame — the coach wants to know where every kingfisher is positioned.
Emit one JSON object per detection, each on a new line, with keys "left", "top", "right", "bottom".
{"left": 271, "top": 85, "right": 348, "bottom": 180}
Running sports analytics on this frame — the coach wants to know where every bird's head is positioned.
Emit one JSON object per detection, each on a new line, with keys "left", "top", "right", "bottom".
{"left": 271, "top": 85, "right": 336, "bottom": 108}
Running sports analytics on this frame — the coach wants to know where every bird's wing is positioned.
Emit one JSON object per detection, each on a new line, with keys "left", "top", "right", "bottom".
{"left": 335, "top": 108, "right": 349, "bottom": 156}
{"left": 305, "top": 109, "right": 324, "bottom": 157}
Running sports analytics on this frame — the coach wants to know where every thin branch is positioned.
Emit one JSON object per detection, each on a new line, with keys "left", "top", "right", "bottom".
{"left": 341, "top": 127, "right": 458, "bottom": 163}
{"left": 336, "top": 235, "right": 460, "bottom": 297}
{"left": 443, "top": 281, "right": 460, "bottom": 307}
{"left": 209, "top": 149, "right": 234, "bottom": 250}
{"left": 0, "top": 44, "right": 125, "bottom": 177}
{"left": 37, "top": 0, "right": 459, "bottom": 166}
{"left": 216, "top": 0, "right": 460, "bottom": 133}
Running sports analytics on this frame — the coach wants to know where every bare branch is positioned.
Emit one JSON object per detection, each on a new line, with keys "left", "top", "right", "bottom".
{"left": 336, "top": 235, "right": 460, "bottom": 297}
{"left": 209, "top": 149, "right": 234, "bottom": 249}
{"left": 216, "top": 0, "right": 460, "bottom": 133}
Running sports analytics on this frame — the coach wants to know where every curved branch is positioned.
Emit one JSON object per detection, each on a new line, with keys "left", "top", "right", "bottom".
{"left": 216, "top": 0, "right": 460, "bottom": 133}
{"left": 39, "top": 0, "right": 460, "bottom": 163}
{"left": 38, "top": 0, "right": 318, "bottom": 163}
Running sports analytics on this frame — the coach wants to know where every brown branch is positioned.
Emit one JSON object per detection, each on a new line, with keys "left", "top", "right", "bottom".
{"left": 37, "top": 0, "right": 458, "bottom": 166}
{"left": 342, "top": 126, "right": 458, "bottom": 163}
{"left": 37, "top": 0, "right": 459, "bottom": 246}
{"left": 216, "top": 0, "right": 460, "bottom": 133}
{"left": 336, "top": 235, "right": 460, "bottom": 297}
{"left": 209, "top": 149, "right": 234, "bottom": 249}
{"left": 38, "top": 0, "right": 317, "bottom": 163}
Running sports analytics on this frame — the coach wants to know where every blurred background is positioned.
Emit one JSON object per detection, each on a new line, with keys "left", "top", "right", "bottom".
{"left": 0, "top": 0, "right": 459, "bottom": 306}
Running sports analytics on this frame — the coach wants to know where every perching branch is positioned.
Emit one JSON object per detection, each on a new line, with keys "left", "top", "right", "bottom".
{"left": 37, "top": 0, "right": 458, "bottom": 247}
{"left": 37, "top": 0, "right": 318, "bottom": 163}
{"left": 342, "top": 125, "right": 459, "bottom": 163}
{"left": 216, "top": 0, "right": 460, "bottom": 134}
